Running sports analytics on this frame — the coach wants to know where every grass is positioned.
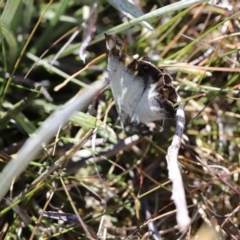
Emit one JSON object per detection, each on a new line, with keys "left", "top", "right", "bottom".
{"left": 0, "top": 0, "right": 240, "bottom": 239}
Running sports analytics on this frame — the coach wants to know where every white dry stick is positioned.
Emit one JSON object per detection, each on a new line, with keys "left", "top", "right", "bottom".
{"left": 79, "top": 3, "right": 98, "bottom": 63}
{"left": 165, "top": 99, "right": 191, "bottom": 230}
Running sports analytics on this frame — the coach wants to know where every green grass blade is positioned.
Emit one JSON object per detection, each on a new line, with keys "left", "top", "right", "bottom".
{"left": 1, "top": 0, "right": 20, "bottom": 26}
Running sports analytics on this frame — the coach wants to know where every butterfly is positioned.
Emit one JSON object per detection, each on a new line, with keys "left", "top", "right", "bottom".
{"left": 105, "top": 33, "right": 178, "bottom": 125}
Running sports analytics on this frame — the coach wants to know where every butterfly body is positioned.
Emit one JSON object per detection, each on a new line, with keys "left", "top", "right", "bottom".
{"left": 105, "top": 33, "right": 178, "bottom": 125}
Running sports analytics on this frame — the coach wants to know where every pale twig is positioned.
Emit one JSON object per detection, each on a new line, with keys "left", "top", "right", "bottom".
{"left": 165, "top": 100, "right": 191, "bottom": 230}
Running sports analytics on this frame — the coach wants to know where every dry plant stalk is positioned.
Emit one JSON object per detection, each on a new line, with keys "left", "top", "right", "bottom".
{"left": 165, "top": 99, "right": 190, "bottom": 230}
